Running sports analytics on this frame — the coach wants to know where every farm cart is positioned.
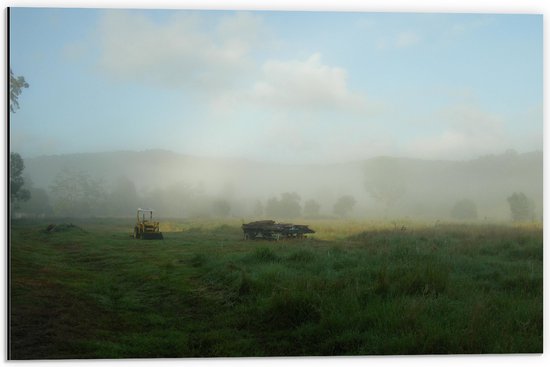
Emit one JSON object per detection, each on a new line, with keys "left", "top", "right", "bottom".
{"left": 133, "top": 208, "right": 164, "bottom": 240}
{"left": 242, "top": 220, "right": 315, "bottom": 240}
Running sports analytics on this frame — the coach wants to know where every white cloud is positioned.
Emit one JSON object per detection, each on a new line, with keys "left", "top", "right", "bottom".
{"left": 97, "top": 11, "right": 264, "bottom": 90}
{"left": 96, "top": 11, "right": 368, "bottom": 116}
{"left": 217, "top": 12, "right": 267, "bottom": 48}
{"left": 250, "top": 53, "right": 366, "bottom": 111}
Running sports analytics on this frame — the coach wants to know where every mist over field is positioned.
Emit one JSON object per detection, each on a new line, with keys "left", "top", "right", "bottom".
{"left": 15, "top": 149, "right": 542, "bottom": 222}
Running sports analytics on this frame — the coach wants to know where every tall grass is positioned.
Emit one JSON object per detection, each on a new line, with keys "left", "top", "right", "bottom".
{"left": 9, "top": 218, "right": 543, "bottom": 358}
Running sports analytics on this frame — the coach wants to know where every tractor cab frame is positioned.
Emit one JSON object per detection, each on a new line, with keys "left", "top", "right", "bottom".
{"left": 133, "top": 208, "right": 164, "bottom": 240}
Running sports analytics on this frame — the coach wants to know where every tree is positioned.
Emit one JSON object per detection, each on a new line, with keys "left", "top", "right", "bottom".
{"left": 333, "top": 195, "right": 356, "bottom": 218}
{"left": 10, "top": 69, "right": 29, "bottom": 113}
{"left": 279, "top": 192, "right": 302, "bottom": 218}
{"left": 252, "top": 199, "right": 264, "bottom": 217}
{"left": 10, "top": 153, "right": 30, "bottom": 210}
{"left": 303, "top": 199, "right": 321, "bottom": 218}
{"left": 107, "top": 176, "right": 140, "bottom": 216}
{"left": 364, "top": 158, "right": 406, "bottom": 215}
{"left": 50, "top": 169, "right": 106, "bottom": 217}
{"left": 17, "top": 187, "right": 53, "bottom": 217}
{"left": 211, "top": 199, "right": 231, "bottom": 218}
{"left": 450, "top": 199, "right": 478, "bottom": 220}
{"left": 507, "top": 192, "right": 535, "bottom": 222}
{"left": 265, "top": 197, "right": 280, "bottom": 218}
{"left": 9, "top": 69, "right": 31, "bottom": 212}
{"left": 265, "top": 192, "right": 302, "bottom": 218}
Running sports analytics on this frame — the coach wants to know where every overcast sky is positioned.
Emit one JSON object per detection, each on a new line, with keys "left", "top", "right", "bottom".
{"left": 9, "top": 7, "right": 542, "bottom": 163}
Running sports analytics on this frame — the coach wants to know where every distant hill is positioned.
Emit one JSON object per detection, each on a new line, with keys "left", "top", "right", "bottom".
{"left": 22, "top": 149, "right": 542, "bottom": 220}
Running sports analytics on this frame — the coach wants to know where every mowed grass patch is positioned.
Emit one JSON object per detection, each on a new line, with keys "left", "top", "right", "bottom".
{"left": 9, "top": 218, "right": 543, "bottom": 358}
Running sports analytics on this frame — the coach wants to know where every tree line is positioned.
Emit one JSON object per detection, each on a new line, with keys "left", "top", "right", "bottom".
{"left": 362, "top": 158, "right": 537, "bottom": 222}
{"left": 11, "top": 164, "right": 537, "bottom": 222}
{"left": 11, "top": 168, "right": 359, "bottom": 219}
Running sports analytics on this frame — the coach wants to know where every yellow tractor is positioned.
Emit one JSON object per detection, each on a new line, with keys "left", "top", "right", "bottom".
{"left": 133, "top": 208, "right": 164, "bottom": 240}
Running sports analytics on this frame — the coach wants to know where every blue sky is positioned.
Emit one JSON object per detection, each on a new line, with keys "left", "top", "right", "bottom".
{"left": 9, "top": 8, "right": 542, "bottom": 163}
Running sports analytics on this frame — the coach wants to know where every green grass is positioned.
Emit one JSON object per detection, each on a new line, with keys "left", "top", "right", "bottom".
{"left": 9, "top": 218, "right": 543, "bottom": 358}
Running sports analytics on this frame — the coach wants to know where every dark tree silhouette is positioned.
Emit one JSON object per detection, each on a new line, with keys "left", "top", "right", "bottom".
{"left": 9, "top": 70, "right": 31, "bottom": 211}
{"left": 10, "top": 153, "right": 30, "bottom": 209}
{"left": 507, "top": 192, "right": 535, "bottom": 222}
{"left": 10, "top": 69, "right": 29, "bottom": 113}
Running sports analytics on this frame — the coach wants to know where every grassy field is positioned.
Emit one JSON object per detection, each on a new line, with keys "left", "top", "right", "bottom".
{"left": 9, "top": 218, "right": 543, "bottom": 359}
